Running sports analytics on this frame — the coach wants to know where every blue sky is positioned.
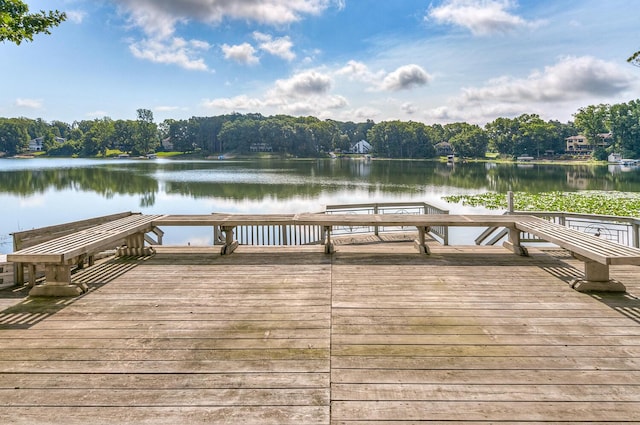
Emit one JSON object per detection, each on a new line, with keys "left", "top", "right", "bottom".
{"left": 2, "top": 0, "right": 639, "bottom": 125}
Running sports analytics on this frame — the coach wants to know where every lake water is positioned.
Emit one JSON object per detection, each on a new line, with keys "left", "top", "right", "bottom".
{"left": 1, "top": 157, "right": 639, "bottom": 254}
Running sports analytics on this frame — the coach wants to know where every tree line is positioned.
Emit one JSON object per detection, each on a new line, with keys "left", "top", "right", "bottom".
{"left": 1, "top": 100, "right": 640, "bottom": 159}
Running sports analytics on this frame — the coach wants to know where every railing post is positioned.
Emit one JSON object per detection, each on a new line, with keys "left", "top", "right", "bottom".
{"left": 374, "top": 204, "right": 379, "bottom": 236}
{"left": 507, "top": 191, "right": 514, "bottom": 213}
{"left": 633, "top": 222, "right": 640, "bottom": 248}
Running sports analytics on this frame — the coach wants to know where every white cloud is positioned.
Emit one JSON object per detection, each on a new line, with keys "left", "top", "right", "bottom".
{"left": 114, "top": 0, "right": 335, "bottom": 37}
{"left": 279, "top": 95, "right": 348, "bottom": 116}
{"left": 202, "top": 69, "right": 347, "bottom": 117}
{"left": 129, "top": 37, "right": 211, "bottom": 71}
{"left": 66, "top": 10, "right": 87, "bottom": 24}
{"left": 115, "top": 0, "right": 334, "bottom": 70}
{"left": 253, "top": 32, "right": 296, "bottom": 61}
{"left": 351, "top": 107, "right": 382, "bottom": 120}
{"left": 402, "top": 102, "right": 417, "bottom": 115}
{"left": 201, "top": 95, "right": 266, "bottom": 111}
{"left": 15, "top": 98, "right": 43, "bottom": 109}
{"left": 155, "top": 105, "right": 185, "bottom": 112}
{"left": 424, "top": 56, "right": 637, "bottom": 124}
{"left": 379, "top": 64, "right": 432, "bottom": 91}
{"left": 86, "top": 110, "right": 109, "bottom": 118}
{"left": 460, "top": 56, "right": 634, "bottom": 103}
{"left": 221, "top": 43, "right": 259, "bottom": 65}
{"left": 428, "top": 0, "right": 542, "bottom": 36}
{"left": 335, "top": 60, "right": 384, "bottom": 83}
{"left": 271, "top": 70, "right": 333, "bottom": 98}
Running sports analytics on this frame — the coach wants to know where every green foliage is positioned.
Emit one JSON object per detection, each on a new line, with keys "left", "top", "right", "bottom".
{"left": 628, "top": 50, "right": 640, "bottom": 67}
{"left": 367, "top": 120, "right": 437, "bottom": 158}
{"left": 573, "top": 104, "right": 608, "bottom": 150}
{"left": 0, "top": 118, "right": 29, "bottom": 155}
{"left": 443, "top": 191, "right": 640, "bottom": 217}
{"left": 2, "top": 97, "right": 640, "bottom": 159}
{"left": 485, "top": 114, "right": 570, "bottom": 158}
{"left": 0, "top": 0, "right": 66, "bottom": 45}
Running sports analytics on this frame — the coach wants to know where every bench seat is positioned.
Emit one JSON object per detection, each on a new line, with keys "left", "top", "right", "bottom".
{"left": 515, "top": 217, "right": 640, "bottom": 292}
{"left": 8, "top": 214, "right": 166, "bottom": 296}
{"left": 154, "top": 213, "right": 530, "bottom": 254}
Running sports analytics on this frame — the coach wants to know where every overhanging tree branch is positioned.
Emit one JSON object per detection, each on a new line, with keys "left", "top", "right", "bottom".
{"left": 0, "top": 0, "right": 66, "bottom": 45}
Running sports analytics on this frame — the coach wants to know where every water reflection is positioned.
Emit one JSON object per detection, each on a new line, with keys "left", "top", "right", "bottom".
{"left": 1, "top": 158, "right": 639, "bottom": 253}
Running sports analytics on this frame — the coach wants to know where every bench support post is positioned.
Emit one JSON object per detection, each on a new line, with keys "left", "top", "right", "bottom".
{"left": 571, "top": 258, "right": 626, "bottom": 293}
{"left": 220, "top": 226, "right": 239, "bottom": 255}
{"left": 29, "top": 264, "right": 85, "bottom": 297}
{"left": 117, "top": 232, "right": 155, "bottom": 257}
{"left": 324, "top": 226, "right": 334, "bottom": 254}
{"left": 503, "top": 228, "right": 528, "bottom": 256}
{"left": 414, "top": 226, "right": 431, "bottom": 254}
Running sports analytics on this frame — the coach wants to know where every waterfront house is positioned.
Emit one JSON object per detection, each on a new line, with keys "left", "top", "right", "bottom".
{"left": 565, "top": 132, "right": 612, "bottom": 155}
{"left": 28, "top": 136, "right": 65, "bottom": 152}
{"left": 350, "top": 140, "right": 371, "bottom": 154}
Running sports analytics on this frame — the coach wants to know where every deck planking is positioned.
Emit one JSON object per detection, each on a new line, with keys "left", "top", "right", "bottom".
{"left": 0, "top": 243, "right": 639, "bottom": 424}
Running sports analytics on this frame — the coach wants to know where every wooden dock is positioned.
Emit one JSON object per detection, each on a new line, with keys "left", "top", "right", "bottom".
{"left": 0, "top": 242, "right": 639, "bottom": 424}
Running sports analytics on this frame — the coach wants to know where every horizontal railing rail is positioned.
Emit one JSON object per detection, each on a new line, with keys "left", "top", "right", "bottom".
{"left": 213, "top": 202, "right": 450, "bottom": 247}
{"left": 476, "top": 211, "right": 640, "bottom": 248}
{"left": 325, "top": 202, "right": 450, "bottom": 245}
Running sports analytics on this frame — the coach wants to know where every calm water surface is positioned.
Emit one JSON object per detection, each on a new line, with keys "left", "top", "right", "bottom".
{"left": 1, "top": 157, "right": 639, "bottom": 253}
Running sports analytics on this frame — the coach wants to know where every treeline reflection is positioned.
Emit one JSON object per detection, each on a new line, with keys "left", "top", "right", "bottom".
{"left": 1, "top": 160, "right": 639, "bottom": 206}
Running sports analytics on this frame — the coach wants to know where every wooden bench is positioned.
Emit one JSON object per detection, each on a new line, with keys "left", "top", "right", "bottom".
{"left": 514, "top": 217, "right": 640, "bottom": 292}
{"left": 154, "top": 213, "right": 535, "bottom": 255}
{"left": 8, "top": 213, "right": 166, "bottom": 296}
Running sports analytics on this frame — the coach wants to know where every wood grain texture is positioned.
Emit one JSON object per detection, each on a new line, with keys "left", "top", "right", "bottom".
{"left": 0, "top": 243, "right": 639, "bottom": 424}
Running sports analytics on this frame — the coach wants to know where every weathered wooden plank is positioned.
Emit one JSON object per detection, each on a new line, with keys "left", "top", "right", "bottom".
{"left": 0, "top": 359, "right": 330, "bottom": 373}
{"left": 0, "top": 372, "right": 329, "bottom": 389}
{"left": 3, "top": 388, "right": 329, "bottom": 406}
{"left": 1, "top": 243, "right": 640, "bottom": 424}
{"left": 0, "top": 406, "right": 329, "bottom": 425}
{"left": 0, "top": 336, "right": 330, "bottom": 349}
{"left": 331, "top": 355, "right": 640, "bottom": 371}
{"left": 331, "top": 344, "right": 640, "bottom": 357}
{"left": 331, "top": 401, "right": 640, "bottom": 422}
{"left": 331, "top": 369, "right": 640, "bottom": 384}
{"left": 331, "top": 333, "right": 640, "bottom": 346}
{"left": 331, "top": 383, "right": 640, "bottom": 401}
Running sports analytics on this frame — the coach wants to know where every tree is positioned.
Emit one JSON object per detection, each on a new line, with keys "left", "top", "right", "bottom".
{"left": 134, "top": 109, "right": 159, "bottom": 155}
{"left": 82, "top": 118, "right": 114, "bottom": 157}
{"left": 573, "top": 104, "right": 608, "bottom": 151}
{"left": 0, "top": 118, "right": 29, "bottom": 155}
{"left": 0, "top": 0, "right": 66, "bottom": 45}
{"left": 445, "top": 123, "right": 488, "bottom": 158}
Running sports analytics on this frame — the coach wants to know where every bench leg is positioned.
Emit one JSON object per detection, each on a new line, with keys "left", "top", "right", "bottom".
{"left": 503, "top": 228, "right": 528, "bottom": 256}
{"left": 571, "top": 261, "right": 626, "bottom": 293}
{"left": 220, "top": 226, "right": 239, "bottom": 255}
{"left": 414, "top": 226, "right": 431, "bottom": 254}
{"left": 324, "top": 226, "right": 334, "bottom": 254}
{"left": 28, "top": 264, "right": 36, "bottom": 288}
{"left": 29, "top": 264, "right": 85, "bottom": 297}
{"left": 117, "top": 233, "right": 155, "bottom": 257}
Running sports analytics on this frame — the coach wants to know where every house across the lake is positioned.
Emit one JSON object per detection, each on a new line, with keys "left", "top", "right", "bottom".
{"left": 28, "top": 136, "right": 66, "bottom": 152}
{"left": 565, "top": 132, "right": 612, "bottom": 155}
{"left": 350, "top": 140, "right": 371, "bottom": 154}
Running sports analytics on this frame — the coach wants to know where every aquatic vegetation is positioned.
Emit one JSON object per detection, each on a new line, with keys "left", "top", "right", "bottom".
{"left": 443, "top": 191, "right": 640, "bottom": 217}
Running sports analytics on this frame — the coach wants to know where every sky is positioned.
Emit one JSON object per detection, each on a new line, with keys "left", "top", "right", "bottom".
{"left": 1, "top": 0, "right": 639, "bottom": 126}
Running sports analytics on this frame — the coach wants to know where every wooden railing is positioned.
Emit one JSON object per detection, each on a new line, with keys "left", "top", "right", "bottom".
{"left": 476, "top": 211, "right": 640, "bottom": 248}
{"left": 213, "top": 201, "right": 450, "bottom": 247}
{"left": 325, "top": 202, "right": 450, "bottom": 245}
{"left": 217, "top": 223, "right": 325, "bottom": 246}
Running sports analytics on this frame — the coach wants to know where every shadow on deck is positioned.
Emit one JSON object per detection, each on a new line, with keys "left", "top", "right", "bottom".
{"left": 0, "top": 242, "right": 639, "bottom": 424}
